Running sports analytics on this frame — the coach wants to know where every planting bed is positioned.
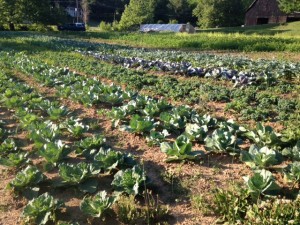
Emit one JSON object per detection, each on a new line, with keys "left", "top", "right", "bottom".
{"left": 0, "top": 32, "right": 299, "bottom": 225}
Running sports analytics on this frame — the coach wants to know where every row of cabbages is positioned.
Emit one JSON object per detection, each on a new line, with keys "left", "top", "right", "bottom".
{"left": 78, "top": 50, "right": 298, "bottom": 87}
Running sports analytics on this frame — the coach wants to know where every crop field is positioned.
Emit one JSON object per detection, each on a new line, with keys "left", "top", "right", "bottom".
{"left": 0, "top": 31, "right": 299, "bottom": 225}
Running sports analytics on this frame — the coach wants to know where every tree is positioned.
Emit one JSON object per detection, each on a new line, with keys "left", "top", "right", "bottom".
{"left": 0, "top": 0, "right": 24, "bottom": 30}
{"left": 0, "top": 0, "right": 65, "bottom": 30}
{"left": 118, "top": 0, "right": 156, "bottom": 30}
{"left": 193, "top": 0, "right": 251, "bottom": 28}
{"left": 167, "top": 0, "right": 196, "bottom": 23}
{"left": 277, "top": 0, "right": 300, "bottom": 14}
{"left": 81, "top": 0, "right": 96, "bottom": 24}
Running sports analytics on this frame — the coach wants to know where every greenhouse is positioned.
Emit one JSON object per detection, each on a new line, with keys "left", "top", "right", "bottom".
{"left": 140, "top": 24, "right": 195, "bottom": 33}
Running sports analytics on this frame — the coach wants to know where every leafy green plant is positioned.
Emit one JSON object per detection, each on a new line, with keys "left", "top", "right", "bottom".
{"left": 121, "top": 114, "right": 155, "bottom": 134}
{"left": 205, "top": 128, "right": 241, "bottom": 155}
{"left": 58, "top": 162, "right": 100, "bottom": 193}
{"left": 46, "top": 105, "right": 70, "bottom": 121}
{"left": 212, "top": 185, "right": 250, "bottom": 224}
{"left": 284, "top": 162, "right": 300, "bottom": 185}
{"left": 107, "top": 106, "right": 128, "bottom": 128}
{"left": 112, "top": 166, "right": 146, "bottom": 196}
{"left": 75, "top": 135, "right": 106, "bottom": 158}
{"left": 0, "top": 151, "right": 29, "bottom": 168}
{"left": 159, "top": 111, "right": 186, "bottom": 132}
{"left": 22, "top": 193, "right": 64, "bottom": 225}
{"left": 63, "top": 117, "right": 89, "bottom": 138}
{"left": 0, "top": 138, "right": 17, "bottom": 155}
{"left": 146, "top": 130, "right": 169, "bottom": 146}
{"left": 94, "top": 148, "right": 125, "bottom": 173}
{"left": 160, "top": 135, "right": 203, "bottom": 162}
{"left": 184, "top": 123, "right": 208, "bottom": 142}
{"left": 241, "top": 145, "right": 280, "bottom": 169}
{"left": 38, "top": 140, "right": 71, "bottom": 166}
{"left": 282, "top": 141, "right": 300, "bottom": 161}
{"left": 28, "top": 121, "right": 60, "bottom": 148}
{"left": 8, "top": 166, "right": 46, "bottom": 199}
{"left": 245, "top": 123, "right": 282, "bottom": 148}
{"left": 80, "top": 190, "right": 116, "bottom": 218}
{"left": 243, "top": 169, "right": 281, "bottom": 201}
{"left": 19, "top": 113, "right": 39, "bottom": 129}
{"left": 246, "top": 198, "right": 300, "bottom": 225}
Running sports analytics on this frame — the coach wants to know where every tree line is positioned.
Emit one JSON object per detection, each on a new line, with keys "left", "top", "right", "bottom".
{"left": 0, "top": 0, "right": 299, "bottom": 30}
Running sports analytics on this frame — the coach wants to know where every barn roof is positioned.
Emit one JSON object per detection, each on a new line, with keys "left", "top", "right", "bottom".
{"left": 246, "top": 0, "right": 258, "bottom": 12}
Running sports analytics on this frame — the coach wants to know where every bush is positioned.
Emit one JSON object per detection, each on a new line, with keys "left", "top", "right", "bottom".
{"left": 99, "top": 21, "right": 112, "bottom": 31}
{"left": 169, "top": 19, "right": 178, "bottom": 24}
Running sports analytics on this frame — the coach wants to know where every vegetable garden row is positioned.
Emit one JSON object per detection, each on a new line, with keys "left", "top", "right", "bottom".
{"left": 0, "top": 32, "right": 300, "bottom": 224}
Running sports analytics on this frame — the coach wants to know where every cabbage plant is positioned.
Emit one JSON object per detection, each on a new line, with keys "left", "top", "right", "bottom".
{"left": 38, "top": 140, "right": 71, "bottom": 166}
{"left": 8, "top": 166, "right": 46, "bottom": 199}
{"left": 284, "top": 162, "right": 300, "bottom": 184}
{"left": 58, "top": 162, "right": 100, "bottom": 193}
{"left": 160, "top": 135, "right": 203, "bottom": 162}
{"left": 244, "top": 169, "right": 280, "bottom": 201}
{"left": 205, "top": 128, "right": 241, "bottom": 155}
{"left": 241, "top": 145, "right": 279, "bottom": 169}
{"left": 22, "top": 193, "right": 64, "bottom": 225}
{"left": 80, "top": 190, "right": 115, "bottom": 218}
{"left": 112, "top": 166, "right": 146, "bottom": 196}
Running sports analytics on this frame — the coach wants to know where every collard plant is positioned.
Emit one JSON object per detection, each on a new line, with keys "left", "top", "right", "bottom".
{"left": 63, "top": 117, "right": 89, "bottom": 138}
{"left": 112, "top": 166, "right": 146, "bottom": 196}
{"left": 241, "top": 145, "right": 280, "bottom": 169}
{"left": 22, "top": 193, "right": 64, "bottom": 225}
{"left": 80, "top": 190, "right": 116, "bottom": 218}
{"left": 160, "top": 135, "right": 203, "bottom": 162}
{"left": 184, "top": 123, "right": 208, "bottom": 142}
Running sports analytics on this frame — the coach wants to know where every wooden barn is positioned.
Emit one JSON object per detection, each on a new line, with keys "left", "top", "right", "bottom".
{"left": 245, "top": 0, "right": 300, "bottom": 26}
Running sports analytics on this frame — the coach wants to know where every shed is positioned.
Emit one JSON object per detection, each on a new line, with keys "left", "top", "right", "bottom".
{"left": 245, "top": 0, "right": 300, "bottom": 26}
{"left": 140, "top": 24, "right": 195, "bottom": 33}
